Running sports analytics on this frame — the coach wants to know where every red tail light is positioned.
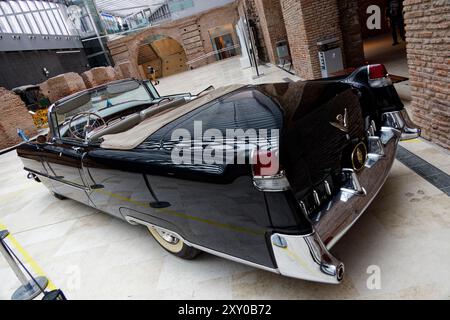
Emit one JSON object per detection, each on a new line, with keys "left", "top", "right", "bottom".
{"left": 252, "top": 150, "right": 279, "bottom": 177}
{"left": 368, "top": 64, "right": 391, "bottom": 87}
{"left": 368, "top": 64, "right": 388, "bottom": 79}
{"left": 251, "top": 150, "right": 290, "bottom": 192}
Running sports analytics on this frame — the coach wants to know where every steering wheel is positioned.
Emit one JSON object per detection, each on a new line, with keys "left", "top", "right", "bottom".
{"left": 68, "top": 112, "right": 106, "bottom": 141}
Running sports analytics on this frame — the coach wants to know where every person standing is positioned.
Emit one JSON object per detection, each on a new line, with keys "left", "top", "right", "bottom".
{"left": 147, "top": 66, "right": 160, "bottom": 86}
{"left": 386, "top": 0, "right": 406, "bottom": 46}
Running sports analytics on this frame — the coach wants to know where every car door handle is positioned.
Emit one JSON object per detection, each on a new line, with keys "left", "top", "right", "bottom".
{"left": 72, "top": 147, "right": 83, "bottom": 154}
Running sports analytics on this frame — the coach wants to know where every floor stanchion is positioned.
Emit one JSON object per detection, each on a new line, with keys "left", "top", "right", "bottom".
{"left": 0, "top": 229, "right": 49, "bottom": 300}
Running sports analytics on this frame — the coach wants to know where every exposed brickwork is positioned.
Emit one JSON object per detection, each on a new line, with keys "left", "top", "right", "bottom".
{"left": 404, "top": 0, "right": 450, "bottom": 149}
{"left": 338, "top": 0, "right": 366, "bottom": 68}
{"left": 114, "top": 61, "right": 134, "bottom": 79}
{"left": 108, "top": 3, "right": 240, "bottom": 78}
{"left": 254, "top": 0, "right": 289, "bottom": 64}
{"left": 81, "top": 67, "right": 119, "bottom": 88}
{"left": 39, "top": 72, "right": 86, "bottom": 104}
{"left": 0, "top": 87, "right": 37, "bottom": 150}
{"left": 280, "top": 0, "right": 344, "bottom": 79}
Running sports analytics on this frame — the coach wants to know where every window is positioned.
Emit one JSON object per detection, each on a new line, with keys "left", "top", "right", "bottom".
{"left": 41, "top": 1, "right": 51, "bottom": 10}
{"left": 16, "top": 14, "right": 31, "bottom": 33}
{"left": 6, "top": 15, "right": 23, "bottom": 33}
{"left": 0, "top": 1, "right": 79, "bottom": 36}
{"left": 27, "top": 1, "right": 37, "bottom": 11}
{"left": 35, "top": 1, "right": 44, "bottom": 10}
{"left": 18, "top": 1, "right": 30, "bottom": 12}
{"left": 25, "top": 13, "right": 40, "bottom": 34}
{"left": 168, "top": 0, "right": 194, "bottom": 13}
{"left": 40, "top": 11, "right": 55, "bottom": 34}
{"left": 33, "top": 12, "right": 48, "bottom": 34}
{"left": 0, "top": 17, "right": 12, "bottom": 33}
{"left": 46, "top": 9, "right": 61, "bottom": 34}
{"left": 0, "top": 2, "right": 13, "bottom": 14}
{"left": 53, "top": 9, "right": 69, "bottom": 35}
{"left": 8, "top": 1, "right": 22, "bottom": 13}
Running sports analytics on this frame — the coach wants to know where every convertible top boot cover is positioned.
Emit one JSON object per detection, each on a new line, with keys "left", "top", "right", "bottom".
{"left": 100, "top": 84, "right": 246, "bottom": 150}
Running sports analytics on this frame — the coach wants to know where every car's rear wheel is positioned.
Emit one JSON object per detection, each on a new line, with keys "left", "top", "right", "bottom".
{"left": 147, "top": 226, "right": 200, "bottom": 260}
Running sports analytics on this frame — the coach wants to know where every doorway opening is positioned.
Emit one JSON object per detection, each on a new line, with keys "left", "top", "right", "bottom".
{"left": 137, "top": 36, "right": 188, "bottom": 80}
{"left": 209, "top": 24, "right": 240, "bottom": 61}
{"left": 357, "top": 0, "right": 410, "bottom": 100}
{"left": 358, "top": 0, "right": 408, "bottom": 78}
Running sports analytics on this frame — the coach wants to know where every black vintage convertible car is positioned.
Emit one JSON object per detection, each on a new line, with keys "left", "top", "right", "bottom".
{"left": 17, "top": 64, "right": 420, "bottom": 284}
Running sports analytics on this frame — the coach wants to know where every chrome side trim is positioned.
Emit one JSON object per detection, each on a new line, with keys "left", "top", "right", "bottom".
{"left": 270, "top": 232, "right": 344, "bottom": 284}
{"left": 24, "top": 167, "right": 90, "bottom": 191}
{"left": 124, "top": 216, "right": 279, "bottom": 274}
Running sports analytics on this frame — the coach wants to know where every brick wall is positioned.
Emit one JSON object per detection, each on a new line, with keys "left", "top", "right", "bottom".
{"left": 404, "top": 0, "right": 450, "bottom": 149}
{"left": 338, "top": 0, "right": 366, "bottom": 68}
{"left": 81, "top": 66, "right": 118, "bottom": 88}
{"left": 280, "top": 0, "right": 344, "bottom": 79}
{"left": 254, "top": 0, "right": 288, "bottom": 64}
{"left": 108, "top": 3, "right": 240, "bottom": 78}
{"left": 0, "top": 88, "right": 37, "bottom": 150}
{"left": 39, "top": 72, "right": 86, "bottom": 104}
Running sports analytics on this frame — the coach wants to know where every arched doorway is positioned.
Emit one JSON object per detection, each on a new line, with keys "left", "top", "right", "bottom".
{"left": 137, "top": 36, "right": 188, "bottom": 80}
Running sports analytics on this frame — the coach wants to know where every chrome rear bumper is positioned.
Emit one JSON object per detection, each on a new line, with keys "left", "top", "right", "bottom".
{"left": 270, "top": 109, "right": 420, "bottom": 284}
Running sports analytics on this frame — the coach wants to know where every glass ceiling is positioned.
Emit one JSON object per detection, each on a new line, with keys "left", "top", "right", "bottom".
{"left": 94, "top": 0, "right": 165, "bottom": 17}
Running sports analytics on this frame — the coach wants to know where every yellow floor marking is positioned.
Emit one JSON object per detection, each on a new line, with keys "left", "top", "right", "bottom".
{"left": 0, "top": 222, "right": 57, "bottom": 291}
{"left": 402, "top": 138, "right": 421, "bottom": 143}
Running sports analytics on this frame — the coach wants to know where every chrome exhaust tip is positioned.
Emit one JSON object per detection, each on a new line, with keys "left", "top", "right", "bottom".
{"left": 401, "top": 126, "right": 421, "bottom": 141}
{"left": 336, "top": 263, "right": 345, "bottom": 282}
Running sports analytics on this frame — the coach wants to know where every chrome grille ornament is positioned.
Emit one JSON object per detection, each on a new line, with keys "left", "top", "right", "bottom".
{"left": 330, "top": 108, "right": 349, "bottom": 133}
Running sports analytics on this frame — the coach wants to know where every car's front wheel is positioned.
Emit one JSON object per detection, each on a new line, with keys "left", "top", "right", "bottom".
{"left": 147, "top": 226, "right": 200, "bottom": 260}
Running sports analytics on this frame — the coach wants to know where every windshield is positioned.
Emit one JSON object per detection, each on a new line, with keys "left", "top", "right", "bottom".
{"left": 52, "top": 80, "right": 155, "bottom": 140}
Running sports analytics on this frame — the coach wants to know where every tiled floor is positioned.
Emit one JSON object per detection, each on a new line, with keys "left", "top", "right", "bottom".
{"left": 397, "top": 146, "right": 450, "bottom": 196}
{"left": 1, "top": 58, "right": 449, "bottom": 300}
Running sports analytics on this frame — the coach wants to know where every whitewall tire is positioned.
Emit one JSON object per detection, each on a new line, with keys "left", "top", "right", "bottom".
{"left": 147, "top": 226, "right": 200, "bottom": 259}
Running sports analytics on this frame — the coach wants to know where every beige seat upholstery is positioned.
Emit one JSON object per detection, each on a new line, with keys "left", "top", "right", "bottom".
{"left": 139, "top": 98, "right": 189, "bottom": 121}
{"left": 100, "top": 84, "right": 245, "bottom": 150}
{"left": 89, "top": 113, "right": 141, "bottom": 141}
